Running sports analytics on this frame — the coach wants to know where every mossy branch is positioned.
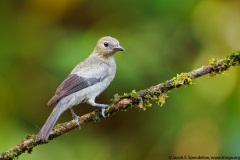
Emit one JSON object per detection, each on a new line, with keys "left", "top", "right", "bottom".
{"left": 1, "top": 51, "right": 239, "bottom": 160}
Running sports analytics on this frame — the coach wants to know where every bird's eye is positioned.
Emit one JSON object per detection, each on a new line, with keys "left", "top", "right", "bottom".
{"left": 104, "top": 42, "right": 109, "bottom": 47}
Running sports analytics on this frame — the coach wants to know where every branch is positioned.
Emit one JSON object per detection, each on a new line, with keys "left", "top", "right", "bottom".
{"left": 1, "top": 51, "right": 239, "bottom": 160}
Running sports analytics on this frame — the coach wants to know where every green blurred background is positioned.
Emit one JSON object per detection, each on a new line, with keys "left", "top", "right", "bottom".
{"left": 1, "top": 0, "right": 240, "bottom": 159}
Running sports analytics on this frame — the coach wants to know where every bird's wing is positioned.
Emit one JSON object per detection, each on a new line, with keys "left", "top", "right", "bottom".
{"left": 47, "top": 66, "right": 108, "bottom": 106}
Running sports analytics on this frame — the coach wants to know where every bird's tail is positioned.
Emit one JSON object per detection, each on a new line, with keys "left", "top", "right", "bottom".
{"left": 36, "top": 105, "right": 65, "bottom": 141}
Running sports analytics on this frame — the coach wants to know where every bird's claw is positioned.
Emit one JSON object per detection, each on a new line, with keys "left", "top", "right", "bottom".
{"left": 70, "top": 108, "right": 81, "bottom": 129}
{"left": 101, "top": 108, "right": 106, "bottom": 117}
{"left": 98, "top": 104, "right": 107, "bottom": 118}
{"left": 75, "top": 116, "right": 81, "bottom": 130}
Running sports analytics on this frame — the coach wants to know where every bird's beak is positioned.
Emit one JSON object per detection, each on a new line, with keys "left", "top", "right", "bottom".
{"left": 114, "top": 45, "right": 125, "bottom": 51}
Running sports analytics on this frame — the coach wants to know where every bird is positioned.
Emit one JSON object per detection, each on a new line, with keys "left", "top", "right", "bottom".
{"left": 35, "top": 36, "right": 124, "bottom": 141}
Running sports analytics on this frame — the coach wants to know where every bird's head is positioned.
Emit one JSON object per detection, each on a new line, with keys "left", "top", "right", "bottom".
{"left": 94, "top": 36, "right": 124, "bottom": 57}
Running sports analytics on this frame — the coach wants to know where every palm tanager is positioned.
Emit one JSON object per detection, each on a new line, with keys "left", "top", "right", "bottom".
{"left": 36, "top": 36, "right": 124, "bottom": 141}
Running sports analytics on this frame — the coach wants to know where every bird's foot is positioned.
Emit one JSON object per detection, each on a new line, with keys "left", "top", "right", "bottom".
{"left": 70, "top": 108, "right": 81, "bottom": 130}
{"left": 87, "top": 101, "right": 108, "bottom": 117}
{"left": 98, "top": 104, "right": 108, "bottom": 117}
{"left": 101, "top": 108, "right": 106, "bottom": 118}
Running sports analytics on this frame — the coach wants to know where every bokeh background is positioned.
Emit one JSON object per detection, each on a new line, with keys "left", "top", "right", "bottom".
{"left": 1, "top": 0, "right": 240, "bottom": 159}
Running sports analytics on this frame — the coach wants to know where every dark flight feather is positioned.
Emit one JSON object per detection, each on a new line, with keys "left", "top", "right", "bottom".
{"left": 47, "top": 74, "right": 105, "bottom": 105}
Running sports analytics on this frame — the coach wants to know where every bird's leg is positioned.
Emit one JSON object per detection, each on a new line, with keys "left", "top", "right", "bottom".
{"left": 70, "top": 108, "right": 81, "bottom": 129}
{"left": 87, "top": 101, "right": 108, "bottom": 117}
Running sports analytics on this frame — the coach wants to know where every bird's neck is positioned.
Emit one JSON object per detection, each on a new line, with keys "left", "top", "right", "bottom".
{"left": 91, "top": 49, "right": 115, "bottom": 59}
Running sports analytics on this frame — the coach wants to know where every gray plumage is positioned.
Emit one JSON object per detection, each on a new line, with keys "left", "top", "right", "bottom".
{"left": 36, "top": 36, "right": 124, "bottom": 141}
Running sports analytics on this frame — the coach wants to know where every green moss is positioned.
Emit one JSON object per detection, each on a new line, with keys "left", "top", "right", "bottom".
{"left": 134, "top": 94, "right": 153, "bottom": 111}
{"left": 228, "top": 51, "right": 240, "bottom": 66}
{"left": 130, "top": 90, "right": 137, "bottom": 96}
{"left": 55, "top": 123, "right": 61, "bottom": 128}
{"left": 110, "top": 93, "right": 121, "bottom": 103}
{"left": 92, "top": 115, "right": 101, "bottom": 122}
{"left": 209, "top": 57, "right": 217, "bottom": 65}
{"left": 209, "top": 51, "right": 240, "bottom": 76}
{"left": 153, "top": 91, "right": 168, "bottom": 107}
{"left": 171, "top": 73, "right": 192, "bottom": 87}
{"left": 5, "top": 151, "right": 19, "bottom": 160}
{"left": 25, "top": 134, "right": 35, "bottom": 140}
{"left": 142, "top": 100, "right": 152, "bottom": 111}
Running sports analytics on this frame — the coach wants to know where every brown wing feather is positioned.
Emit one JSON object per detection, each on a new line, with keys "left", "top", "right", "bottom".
{"left": 47, "top": 74, "right": 104, "bottom": 105}
{"left": 47, "top": 74, "right": 78, "bottom": 105}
